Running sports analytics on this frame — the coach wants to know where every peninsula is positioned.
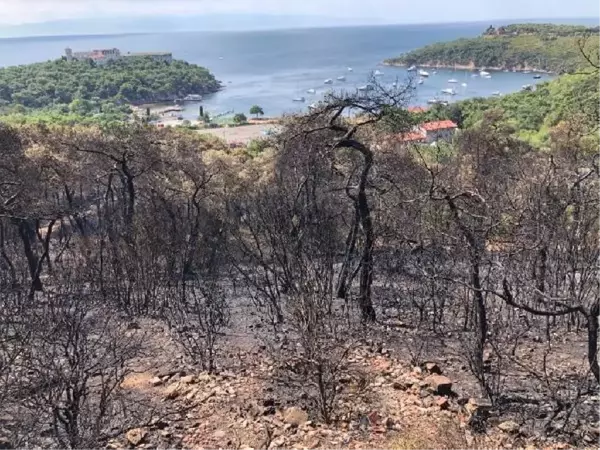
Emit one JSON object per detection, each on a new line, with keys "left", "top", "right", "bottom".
{"left": 0, "top": 53, "right": 220, "bottom": 124}
{"left": 384, "top": 23, "right": 600, "bottom": 74}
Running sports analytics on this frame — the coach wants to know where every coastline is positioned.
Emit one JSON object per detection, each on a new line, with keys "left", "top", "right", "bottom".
{"left": 382, "top": 60, "right": 554, "bottom": 74}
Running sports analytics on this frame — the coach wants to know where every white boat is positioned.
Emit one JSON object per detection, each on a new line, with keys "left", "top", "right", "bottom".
{"left": 347, "top": 67, "right": 353, "bottom": 72}
{"left": 461, "top": 82, "right": 468, "bottom": 87}
{"left": 418, "top": 78, "right": 424, "bottom": 85}
{"left": 448, "top": 79, "right": 458, "bottom": 83}
{"left": 219, "top": 56, "right": 224, "bottom": 60}
{"left": 306, "top": 88, "right": 316, "bottom": 94}
{"left": 432, "top": 70, "right": 438, "bottom": 75}
{"left": 358, "top": 84, "right": 374, "bottom": 92}
{"left": 391, "top": 82, "right": 398, "bottom": 87}
{"left": 183, "top": 94, "right": 202, "bottom": 101}
{"left": 471, "top": 74, "right": 479, "bottom": 78}
{"left": 419, "top": 70, "right": 430, "bottom": 77}
{"left": 441, "top": 88, "right": 456, "bottom": 95}
{"left": 324, "top": 79, "right": 333, "bottom": 84}
{"left": 308, "top": 103, "right": 318, "bottom": 110}
{"left": 293, "top": 97, "right": 306, "bottom": 102}
{"left": 484, "top": 75, "right": 492, "bottom": 79}
{"left": 407, "top": 65, "right": 417, "bottom": 71}
{"left": 492, "top": 91, "right": 501, "bottom": 96}
{"left": 521, "top": 84, "right": 533, "bottom": 91}
{"left": 523, "top": 70, "right": 531, "bottom": 74}
{"left": 374, "top": 70, "right": 384, "bottom": 76}
{"left": 337, "top": 75, "right": 346, "bottom": 81}
{"left": 480, "top": 70, "right": 490, "bottom": 76}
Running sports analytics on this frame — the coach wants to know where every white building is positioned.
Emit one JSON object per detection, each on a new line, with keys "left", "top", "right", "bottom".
{"left": 64, "top": 48, "right": 172, "bottom": 64}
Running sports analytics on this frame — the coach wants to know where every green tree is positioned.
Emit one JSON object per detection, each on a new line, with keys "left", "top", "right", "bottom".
{"left": 233, "top": 113, "right": 247, "bottom": 125}
{"left": 249, "top": 105, "right": 264, "bottom": 119}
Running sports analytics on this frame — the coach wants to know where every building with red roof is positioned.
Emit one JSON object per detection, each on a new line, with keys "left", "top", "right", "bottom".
{"left": 396, "top": 119, "right": 458, "bottom": 144}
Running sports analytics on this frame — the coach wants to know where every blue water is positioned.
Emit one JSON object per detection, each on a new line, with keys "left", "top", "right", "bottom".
{"left": 0, "top": 23, "right": 555, "bottom": 118}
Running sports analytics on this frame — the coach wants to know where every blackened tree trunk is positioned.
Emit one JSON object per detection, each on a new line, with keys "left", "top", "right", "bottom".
{"left": 14, "top": 218, "right": 43, "bottom": 293}
{"left": 588, "top": 301, "right": 599, "bottom": 383}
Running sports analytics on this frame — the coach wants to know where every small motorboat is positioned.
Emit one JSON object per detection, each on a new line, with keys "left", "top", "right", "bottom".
{"left": 324, "top": 79, "right": 333, "bottom": 85}
{"left": 407, "top": 65, "right": 417, "bottom": 71}
{"left": 471, "top": 73, "right": 479, "bottom": 78}
{"left": 391, "top": 82, "right": 398, "bottom": 87}
{"left": 348, "top": 67, "right": 353, "bottom": 72}
{"left": 492, "top": 91, "right": 501, "bottom": 96}
{"left": 419, "top": 70, "right": 430, "bottom": 77}
{"left": 448, "top": 79, "right": 458, "bottom": 83}
{"left": 358, "top": 84, "right": 374, "bottom": 92}
{"left": 374, "top": 70, "right": 384, "bottom": 76}
{"left": 484, "top": 75, "right": 492, "bottom": 79}
{"left": 308, "top": 103, "right": 318, "bottom": 110}
{"left": 306, "top": 88, "right": 316, "bottom": 94}
{"left": 480, "top": 70, "right": 490, "bottom": 76}
{"left": 293, "top": 97, "right": 306, "bottom": 102}
{"left": 533, "top": 74, "right": 542, "bottom": 79}
{"left": 418, "top": 78, "right": 424, "bottom": 85}
{"left": 441, "top": 88, "right": 456, "bottom": 95}
{"left": 461, "top": 82, "right": 468, "bottom": 87}
{"left": 337, "top": 75, "right": 346, "bottom": 81}
{"left": 432, "top": 70, "right": 437, "bottom": 74}
{"left": 523, "top": 70, "right": 531, "bottom": 74}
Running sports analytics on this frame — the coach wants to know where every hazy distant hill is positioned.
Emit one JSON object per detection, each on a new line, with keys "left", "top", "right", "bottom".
{"left": 0, "top": 14, "right": 370, "bottom": 38}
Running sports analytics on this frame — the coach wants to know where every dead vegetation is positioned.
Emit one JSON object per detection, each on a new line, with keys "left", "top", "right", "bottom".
{"left": 0, "top": 81, "right": 598, "bottom": 449}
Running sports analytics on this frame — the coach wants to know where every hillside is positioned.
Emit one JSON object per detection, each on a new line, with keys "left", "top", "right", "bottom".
{"left": 385, "top": 23, "right": 600, "bottom": 73}
{"left": 0, "top": 57, "right": 220, "bottom": 109}
{"left": 418, "top": 72, "right": 599, "bottom": 146}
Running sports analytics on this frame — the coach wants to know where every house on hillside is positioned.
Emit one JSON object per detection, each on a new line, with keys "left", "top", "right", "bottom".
{"left": 418, "top": 120, "right": 458, "bottom": 143}
{"left": 392, "top": 120, "right": 458, "bottom": 146}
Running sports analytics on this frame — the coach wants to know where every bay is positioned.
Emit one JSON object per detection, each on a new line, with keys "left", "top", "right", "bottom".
{"left": 0, "top": 23, "right": 555, "bottom": 118}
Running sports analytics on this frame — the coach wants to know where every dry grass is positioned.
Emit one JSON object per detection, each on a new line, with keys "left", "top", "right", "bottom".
{"left": 388, "top": 416, "right": 474, "bottom": 450}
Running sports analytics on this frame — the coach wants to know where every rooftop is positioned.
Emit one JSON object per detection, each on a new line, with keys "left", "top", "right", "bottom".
{"left": 420, "top": 120, "right": 458, "bottom": 131}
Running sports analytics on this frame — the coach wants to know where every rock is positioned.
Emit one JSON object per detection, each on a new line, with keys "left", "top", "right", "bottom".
{"left": 305, "top": 437, "right": 320, "bottom": 449}
{"left": 126, "top": 428, "right": 146, "bottom": 446}
{"left": 213, "top": 430, "right": 227, "bottom": 439}
{"left": 180, "top": 375, "right": 196, "bottom": 384}
{"left": 425, "top": 375, "right": 453, "bottom": 396}
{"left": 0, "top": 439, "right": 12, "bottom": 449}
{"left": 263, "top": 398, "right": 275, "bottom": 407}
{"left": 368, "top": 411, "right": 381, "bottom": 426}
{"left": 283, "top": 407, "right": 309, "bottom": 427}
{"left": 437, "top": 397, "right": 449, "bottom": 409}
{"left": 424, "top": 362, "right": 442, "bottom": 375}
{"left": 163, "top": 382, "right": 191, "bottom": 400}
{"left": 498, "top": 420, "right": 520, "bottom": 434}
{"left": 149, "top": 376, "right": 163, "bottom": 387}
{"left": 269, "top": 436, "right": 286, "bottom": 449}
{"left": 384, "top": 417, "right": 395, "bottom": 429}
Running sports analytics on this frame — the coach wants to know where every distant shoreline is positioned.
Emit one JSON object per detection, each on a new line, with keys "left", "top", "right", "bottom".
{"left": 383, "top": 61, "right": 554, "bottom": 74}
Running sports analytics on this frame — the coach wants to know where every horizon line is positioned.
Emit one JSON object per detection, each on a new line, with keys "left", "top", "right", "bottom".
{"left": 0, "top": 16, "right": 596, "bottom": 41}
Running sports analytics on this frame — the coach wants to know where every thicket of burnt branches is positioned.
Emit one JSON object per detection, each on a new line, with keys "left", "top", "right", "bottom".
{"left": 0, "top": 83, "right": 597, "bottom": 446}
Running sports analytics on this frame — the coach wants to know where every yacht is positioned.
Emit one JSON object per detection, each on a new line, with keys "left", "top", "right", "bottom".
{"left": 461, "top": 82, "right": 468, "bottom": 87}
{"left": 183, "top": 94, "right": 202, "bottom": 101}
{"left": 448, "top": 79, "right": 458, "bottom": 83}
{"left": 293, "top": 97, "right": 306, "bottom": 102}
{"left": 374, "top": 70, "right": 384, "bottom": 76}
{"left": 324, "top": 79, "right": 333, "bottom": 85}
{"left": 348, "top": 67, "right": 354, "bottom": 72}
{"left": 306, "top": 88, "right": 316, "bottom": 94}
{"left": 407, "top": 65, "right": 417, "bottom": 71}
{"left": 337, "top": 75, "right": 346, "bottom": 81}
{"left": 492, "top": 91, "right": 501, "bottom": 96}
{"left": 441, "top": 88, "right": 456, "bottom": 95}
{"left": 419, "top": 70, "right": 430, "bottom": 77}
{"left": 480, "top": 70, "right": 490, "bottom": 76}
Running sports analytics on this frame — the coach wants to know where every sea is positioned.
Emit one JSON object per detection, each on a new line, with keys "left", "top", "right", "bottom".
{"left": 0, "top": 23, "right": 558, "bottom": 119}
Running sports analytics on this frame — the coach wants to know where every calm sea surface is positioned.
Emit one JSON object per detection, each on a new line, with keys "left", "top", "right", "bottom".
{"left": 0, "top": 24, "right": 555, "bottom": 118}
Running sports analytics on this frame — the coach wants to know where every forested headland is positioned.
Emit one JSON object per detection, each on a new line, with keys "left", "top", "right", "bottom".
{"left": 0, "top": 57, "right": 220, "bottom": 124}
{"left": 385, "top": 23, "right": 600, "bottom": 73}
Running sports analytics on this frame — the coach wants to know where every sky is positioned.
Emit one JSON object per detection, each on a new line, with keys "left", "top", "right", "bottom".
{"left": 0, "top": 0, "right": 597, "bottom": 26}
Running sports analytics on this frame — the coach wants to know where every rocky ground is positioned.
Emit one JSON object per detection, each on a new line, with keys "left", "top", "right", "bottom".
{"left": 106, "top": 313, "right": 599, "bottom": 450}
